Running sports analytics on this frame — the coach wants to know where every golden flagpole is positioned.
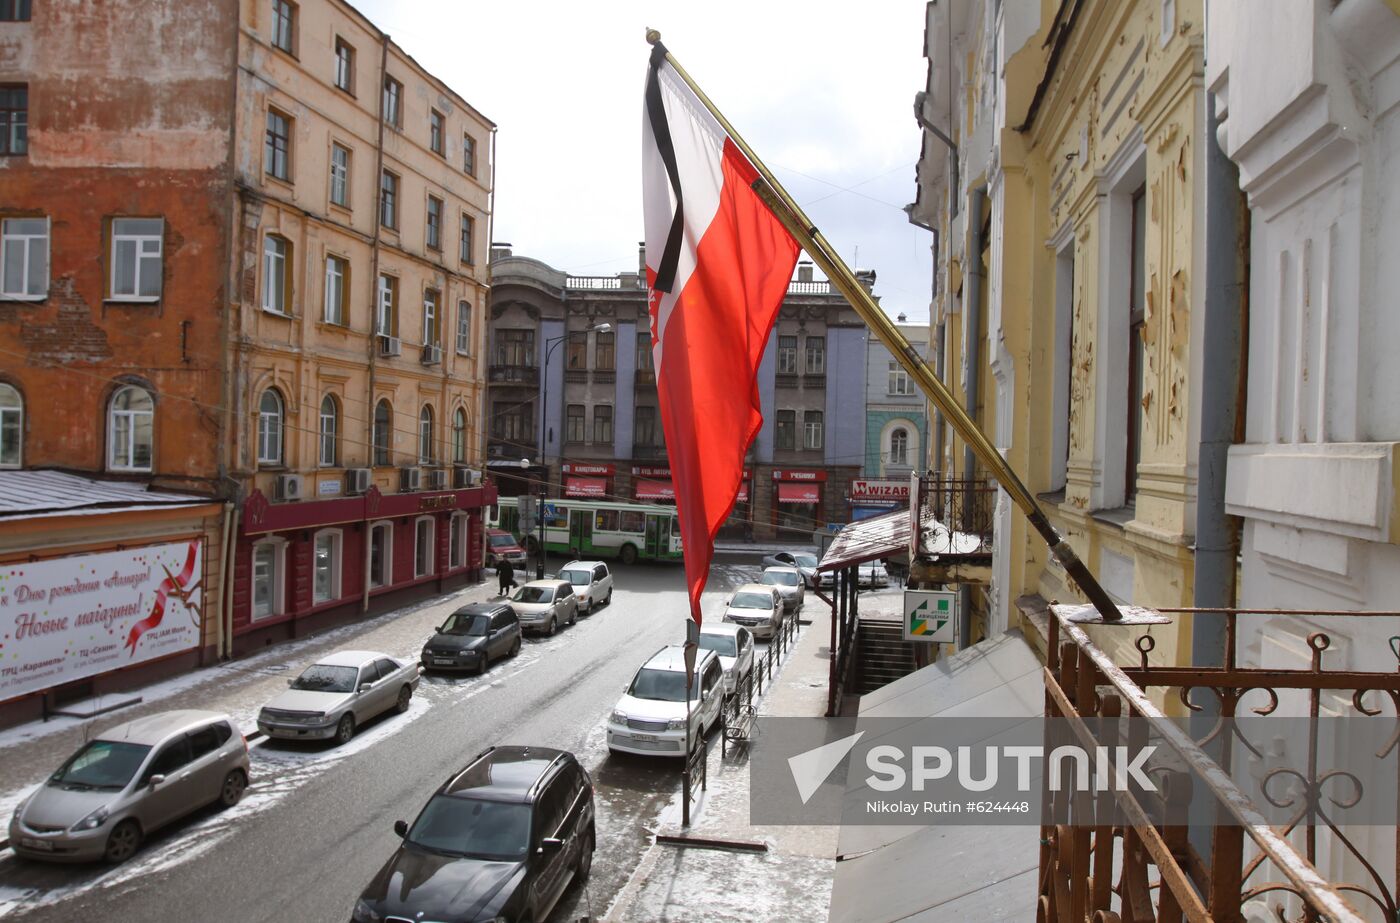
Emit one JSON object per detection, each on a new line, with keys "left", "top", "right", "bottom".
{"left": 647, "top": 30, "right": 1126, "bottom": 623}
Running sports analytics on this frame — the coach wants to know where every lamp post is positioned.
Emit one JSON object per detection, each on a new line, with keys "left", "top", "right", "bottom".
{"left": 537, "top": 321, "right": 612, "bottom": 578}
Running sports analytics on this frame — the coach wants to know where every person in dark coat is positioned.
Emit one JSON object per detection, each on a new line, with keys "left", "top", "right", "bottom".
{"left": 497, "top": 558, "right": 516, "bottom": 596}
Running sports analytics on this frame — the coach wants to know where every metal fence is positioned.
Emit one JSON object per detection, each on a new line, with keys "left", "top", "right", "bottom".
{"left": 921, "top": 474, "right": 998, "bottom": 542}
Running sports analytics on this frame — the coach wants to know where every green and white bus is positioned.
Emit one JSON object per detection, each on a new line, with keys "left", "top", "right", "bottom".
{"left": 489, "top": 496, "right": 683, "bottom": 564}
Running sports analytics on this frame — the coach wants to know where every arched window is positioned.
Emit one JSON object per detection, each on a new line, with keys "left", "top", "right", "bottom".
{"left": 108, "top": 385, "right": 154, "bottom": 471}
{"left": 257, "top": 389, "right": 284, "bottom": 465}
{"left": 418, "top": 405, "right": 434, "bottom": 464}
{"left": 373, "top": 399, "right": 392, "bottom": 466}
{"left": 452, "top": 407, "right": 466, "bottom": 463}
{"left": 889, "top": 428, "right": 908, "bottom": 466}
{"left": 0, "top": 383, "right": 22, "bottom": 468}
{"left": 318, "top": 394, "right": 338, "bottom": 467}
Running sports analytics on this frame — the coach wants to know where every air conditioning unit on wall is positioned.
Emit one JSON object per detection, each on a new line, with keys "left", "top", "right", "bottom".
{"left": 274, "top": 473, "right": 302, "bottom": 501}
{"left": 346, "top": 468, "right": 372, "bottom": 495}
{"left": 378, "top": 334, "right": 401, "bottom": 357}
{"left": 453, "top": 466, "right": 481, "bottom": 489}
{"left": 400, "top": 467, "right": 422, "bottom": 492}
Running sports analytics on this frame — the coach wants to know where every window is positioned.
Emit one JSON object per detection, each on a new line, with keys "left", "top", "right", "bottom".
{"left": 322, "top": 255, "right": 347, "bottom": 325}
{"left": 264, "top": 109, "right": 291, "bottom": 181}
{"left": 418, "top": 405, "right": 434, "bottom": 463}
{"left": 109, "top": 218, "right": 163, "bottom": 300}
{"left": 318, "top": 394, "right": 338, "bottom": 467}
{"left": 382, "top": 76, "right": 402, "bottom": 127}
{"left": 634, "top": 405, "right": 657, "bottom": 446}
{"left": 257, "top": 389, "right": 284, "bottom": 465}
{"left": 415, "top": 517, "right": 434, "bottom": 577}
{"left": 329, "top": 143, "right": 350, "bottom": 207}
{"left": 889, "top": 428, "right": 908, "bottom": 465}
{"left": 372, "top": 399, "right": 392, "bottom": 466}
{"left": 803, "top": 411, "right": 824, "bottom": 450}
{"left": 426, "top": 195, "right": 442, "bottom": 250}
{"left": 594, "top": 509, "right": 620, "bottom": 532}
{"left": 888, "top": 361, "right": 912, "bottom": 396}
{"left": 334, "top": 38, "right": 355, "bottom": 93}
{"left": 565, "top": 404, "right": 585, "bottom": 443}
{"left": 313, "top": 530, "right": 341, "bottom": 603}
{"left": 1, "top": 217, "right": 47, "bottom": 298}
{"left": 1126, "top": 186, "right": 1146, "bottom": 505}
{"left": 775, "top": 409, "right": 795, "bottom": 450}
{"left": 252, "top": 540, "right": 284, "bottom": 620}
{"left": 459, "top": 213, "right": 474, "bottom": 264}
{"left": 495, "top": 329, "right": 534, "bottom": 366}
{"left": 449, "top": 513, "right": 467, "bottom": 568}
{"left": 462, "top": 132, "right": 476, "bottom": 175}
{"left": 379, "top": 170, "right": 398, "bottom": 229}
{"left": 777, "top": 335, "right": 798, "bottom": 374}
{"left": 595, "top": 332, "right": 615, "bottom": 371}
{"left": 567, "top": 337, "right": 586, "bottom": 370}
{"left": 187, "top": 725, "right": 222, "bottom": 761}
{"left": 636, "top": 331, "right": 653, "bottom": 370}
{"left": 0, "top": 383, "right": 21, "bottom": 467}
{"left": 262, "top": 235, "right": 289, "bottom": 314}
{"left": 0, "top": 86, "right": 26, "bottom": 156}
{"left": 492, "top": 400, "right": 529, "bottom": 442}
{"left": 429, "top": 109, "right": 445, "bottom": 156}
{"left": 270, "top": 0, "right": 295, "bottom": 53}
{"left": 0, "top": 1, "right": 32, "bottom": 22}
{"left": 376, "top": 273, "right": 397, "bottom": 335}
{"left": 369, "top": 522, "right": 392, "bottom": 587}
{"left": 455, "top": 299, "right": 471, "bottom": 354}
{"left": 805, "top": 336, "right": 825, "bottom": 374}
{"left": 108, "top": 385, "right": 153, "bottom": 471}
{"left": 593, "top": 405, "right": 612, "bottom": 445}
{"left": 452, "top": 408, "right": 466, "bottom": 463}
{"left": 423, "top": 288, "right": 440, "bottom": 346}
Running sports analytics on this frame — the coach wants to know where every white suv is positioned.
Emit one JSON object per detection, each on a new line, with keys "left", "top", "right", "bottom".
{"left": 607, "top": 646, "right": 725, "bottom": 758}
{"left": 558, "top": 560, "right": 614, "bottom": 615}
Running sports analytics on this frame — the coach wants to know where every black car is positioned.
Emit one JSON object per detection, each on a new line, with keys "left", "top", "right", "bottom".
{"left": 421, "top": 604, "right": 522, "bottom": 674}
{"left": 353, "top": 746, "right": 595, "bottom": 923}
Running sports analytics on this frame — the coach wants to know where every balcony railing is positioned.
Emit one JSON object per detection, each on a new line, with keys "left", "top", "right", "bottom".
{"left": 564, "top": 276, "right": 622, "bottom": 290}
{"left": 488, "top": 364, "right": 538, "bottom": 385}
{"left": 1040, "top": 604, "right": 1398, "bottom": 923}
{"left": 919, "top": 475, "right": 997, "bottom": 542}
{"left": 787, "top": 280, "right": 832, "bottom": 295}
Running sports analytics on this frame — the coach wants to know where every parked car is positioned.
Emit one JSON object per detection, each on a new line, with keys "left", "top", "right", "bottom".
{"left": 353, "top": 745, "right": 595, "bottom": 923}
{"left": 722, "top": 583, "right": 784, "bottom": 640}
{"left": 696, "top": 623, "right": 755, "bottom": 697}
{"left": 761, "top": 551, "right": 820, "bottom": 587}
{"left": 486, "top": 529, "right": 528, "bottom": 569}
{"left": 558, "top": 560, "right": 614, "bottom": 615}
{"left": 607, "top": 646, "right": 725, "bottom": 757}
{"left": 510, "top": 579, "right": 578, "bottom": 636}
{"left": 760, "top": 565, "right": 806, "bottom": 612}
{"left": 9, "top": 710, "right": 250, "bottom": 864}
{"left": 859, "top": 560, "right": 891, "bottom": 588}
{"left": 257, "top": 650, "right": 420, "bottom": 746}
{"left": 421, "top": 603, "right": 521, "bottom": 674}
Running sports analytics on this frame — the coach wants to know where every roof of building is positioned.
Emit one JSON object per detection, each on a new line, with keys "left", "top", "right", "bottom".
{"left": 817, "top": 504, "right": 989, "bottom": 572}
{"left": 0, "top": 470, "right": 216, "bottom": 519}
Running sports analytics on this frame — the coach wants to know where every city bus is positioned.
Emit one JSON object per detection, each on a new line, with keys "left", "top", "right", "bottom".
{"left": 489, "top": 496, "right": 683, "bottom": 564}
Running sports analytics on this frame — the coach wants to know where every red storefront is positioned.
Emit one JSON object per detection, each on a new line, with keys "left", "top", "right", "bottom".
{"left": 231, "top": 484, "right": 495, "bottom": 654}
{"left": 562, "top": 462, "right": 614, "bottom": 499}
{"left": 772, "top": 468, "right": 826, "bottom": 538}
{"left": 631, "top": 465, "right": 676, "bottom": 503}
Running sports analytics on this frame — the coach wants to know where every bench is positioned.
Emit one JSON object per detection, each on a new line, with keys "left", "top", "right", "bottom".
{"left": 722, "top": 703, "right": 757, "bottom": 756}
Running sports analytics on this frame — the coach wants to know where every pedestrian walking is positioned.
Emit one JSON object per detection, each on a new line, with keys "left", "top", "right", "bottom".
{"left": 498, "top": 558, "right": 516, "bottom": 596}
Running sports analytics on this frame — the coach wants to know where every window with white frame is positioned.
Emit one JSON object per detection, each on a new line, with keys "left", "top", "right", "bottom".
{"left": 329, "top": 143, "right": 350, "bottom": 207}
{"left": 889, "top": 427, "right": 908, "bottom": 465}
{"left": 263, "top": 235, "right": 289, "bottom": 314}
{"left": 449, "top": 512, "right": 468, "bottom": 569}
{"left": 258, "top": 388, "right": 284, "bottom": 465}
{"left": 456, "top": 299, "right": 471, "bottom": 354}
{"left": 369, "top": 521, "right": 392, "bottom": 587}
{"left": 452, "top": 407, "right": 466, "bottom": 463}
{"left": 0, "top": 382, "right": 22, "bottom": 467}
{"left": 318, "top": 394, "right": 338, "bottom": 467}
{"left": 423, "top": 289, "right": 439, "bottom": 347}
{"left": 414, "top": 516, "right": 434, "bottom": 577}
{"left": 376, "top": 274, "right": 397, "bottom": 337}
{"left": 805, "top": 336, "right": 825, "bottom": 374}
{"left": 1, "top": 217, "right": 47, "bottom": 299}
{"left": 108, "top": 385, "right": 153, "bottom": 471}
{"left": 252, "top": 538, "right": 285, "bottom": 620}
{"left": 803, "top": 410, "right": 824, "bottom": 450}
{"left": 333, "top": 37, "right": 354, "bottom": 93}
{"left": 109, "top": 218, "right": 163, "bottom": 300}
{"left": 777, "top": 335, "right": 798, "bottom": 374}
{"left": 888, "top": 361, "right": 912, "bottom": 396}
{"left": 323, "top": 254, "right": 347, "bottom": 324}
{"left": 312, "top": 529, "right": 341, "bottom": 603}
{"left": 418, "top": 405, "right": 434, "bottom": 463}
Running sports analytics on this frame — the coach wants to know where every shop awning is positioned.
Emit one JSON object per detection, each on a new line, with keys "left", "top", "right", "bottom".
{"left": 776, "top": 482, "right": 820, "bottom": 504}
{"left": 565, "top": 477, "right": 607, "bottom": 498}
{"left": 635, "top": 479, "right": 674, "bottom": 501}
{"left": 735, "top": 483, "right": 750, "bottom": 503}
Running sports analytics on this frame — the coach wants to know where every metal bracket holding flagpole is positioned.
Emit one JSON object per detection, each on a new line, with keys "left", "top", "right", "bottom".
{"left": 646, "top": 29, "right": 1135, "bottom": 625}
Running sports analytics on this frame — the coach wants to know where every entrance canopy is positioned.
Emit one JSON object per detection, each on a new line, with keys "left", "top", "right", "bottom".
{"left": 776, "top": 482, "right": 819, "bottom": 504}
{"left": 565, "top": 477, "right": 607, "bottom": 498}
{"left": 635, "top": 479, "right": 674, "bottom": 501}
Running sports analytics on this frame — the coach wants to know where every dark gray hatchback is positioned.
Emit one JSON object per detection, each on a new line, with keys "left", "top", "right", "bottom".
{"left": 420, "top": 603, "right": 522, "bottom": 674}
{"left": 352, "top": 745, "right": 595, "bottom": 923}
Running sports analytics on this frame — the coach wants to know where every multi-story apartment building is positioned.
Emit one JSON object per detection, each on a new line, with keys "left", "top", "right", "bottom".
{"left": 487, "top": 249, "right": 870, "bottom": 541}
{"left": 0, "top": 0, "right": 493, "bottom": 724}
{"left": 854, "top": 315, "right": 929, "bottom": 520}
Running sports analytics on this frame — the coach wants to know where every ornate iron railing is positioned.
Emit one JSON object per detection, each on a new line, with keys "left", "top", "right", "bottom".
{"left": 921, "top": 475, "right": 997, "bottom": 544}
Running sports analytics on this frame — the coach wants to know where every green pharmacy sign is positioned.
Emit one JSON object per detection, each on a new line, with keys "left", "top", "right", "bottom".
{"left": 903, "top": 590, "right": 958, "bottom": 643}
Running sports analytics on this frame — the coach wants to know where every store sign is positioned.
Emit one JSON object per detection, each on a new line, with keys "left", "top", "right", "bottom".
{"left": 317, "top": 479, "right": 342, "bottom": 497}
{"left": 631, "top": 465, "right": 671, "bottom": 477}
{"left": 851, "top": 479, "right": 910, "bottom": 501}
{"left": 562, "top": 463, "right": 615, "bottom": 476}
{"left": 903, "top": 590, "right": 957, "bottom": 643}
{"left": 771, "top": 469, "right": 827, "bottom": 482}
{"left": 418, "top": 493, "right": 458, "bottom": 512}
{"left": 0, "top": 540, "right": 204, "bottom": 701}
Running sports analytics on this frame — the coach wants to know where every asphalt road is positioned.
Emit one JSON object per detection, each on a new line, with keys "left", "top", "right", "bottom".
{"left": 0, "top": 557, "right": 771, "bottom": 923}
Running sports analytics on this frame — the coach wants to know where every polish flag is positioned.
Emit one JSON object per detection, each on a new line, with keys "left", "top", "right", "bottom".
{"left": 642, "top": 45, "right": 800, "bottom": 625}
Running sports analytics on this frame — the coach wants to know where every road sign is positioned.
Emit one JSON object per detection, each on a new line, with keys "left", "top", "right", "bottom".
{"left": 903, "top": 589, "right": 957, "bottom": 643}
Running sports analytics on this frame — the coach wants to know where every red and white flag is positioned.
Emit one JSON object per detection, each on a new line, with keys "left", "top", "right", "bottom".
{"left": 642, "top": 44, "right": 800, "bottom": 625}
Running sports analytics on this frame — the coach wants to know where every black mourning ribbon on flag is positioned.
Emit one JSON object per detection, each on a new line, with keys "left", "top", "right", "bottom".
{"left": 646, "top": 42, "right": 684, "bottom": 294}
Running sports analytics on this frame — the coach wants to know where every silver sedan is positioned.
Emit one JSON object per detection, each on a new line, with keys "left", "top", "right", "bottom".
{"left": 258, "top": 650, "right": 420, "bottom": 746}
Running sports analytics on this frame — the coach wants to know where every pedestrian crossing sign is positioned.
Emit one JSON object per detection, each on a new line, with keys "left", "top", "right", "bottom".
{"left": 903, "top": 590, "right": 958, "bottom": 643}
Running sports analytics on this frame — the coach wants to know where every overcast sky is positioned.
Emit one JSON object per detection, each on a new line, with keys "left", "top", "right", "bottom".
{"left": 355, "top": 0, "right": 932, "bottom": 322}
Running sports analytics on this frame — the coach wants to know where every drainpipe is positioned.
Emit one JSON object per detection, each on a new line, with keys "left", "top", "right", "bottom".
{"left": 959, "top": 187, "right": 986, "bottom": 649}
{"left": 215, "top": 501, "right": 233, "bottom": 659}
{"left": 222, "top": 504, "right": 239, "bottom": 659}
{"left": 364, "top": 32, "right": 390, "bottom": 615}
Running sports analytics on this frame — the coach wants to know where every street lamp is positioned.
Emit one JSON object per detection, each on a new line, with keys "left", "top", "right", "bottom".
{"left": 537, "top": 321, "right": 612, "bottom": 578}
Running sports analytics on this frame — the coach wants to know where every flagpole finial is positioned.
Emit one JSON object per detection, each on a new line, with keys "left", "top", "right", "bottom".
{"left": 646, "top": 28, "right": 662, "bottom": 45}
